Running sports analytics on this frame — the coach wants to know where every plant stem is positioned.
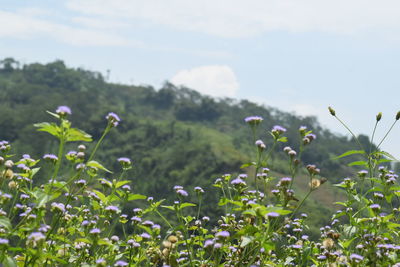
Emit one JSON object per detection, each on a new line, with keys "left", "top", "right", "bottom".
{"left": 334, "top": 115, "right": 365, "bottom": 152}
{"left": 376, "top": 120, "right": 398, "bottom": 150}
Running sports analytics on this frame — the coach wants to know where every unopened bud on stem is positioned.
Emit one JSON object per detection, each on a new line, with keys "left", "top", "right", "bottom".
{"left": 396, "top": 111, "right": 400, "bottom": 120}
{"left": 376, "top": 112, "right": 382, "bottom": 122}
{"left": 328, "top": 107, "right": 336, "bottom": 116}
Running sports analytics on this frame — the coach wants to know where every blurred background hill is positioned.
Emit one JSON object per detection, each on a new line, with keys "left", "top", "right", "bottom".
{"left": 0, "top": 58, "right": 382, "bottom": 237}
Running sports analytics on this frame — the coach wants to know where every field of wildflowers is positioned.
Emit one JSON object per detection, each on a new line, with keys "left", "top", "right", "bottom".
{"left": 0, "top": 106, "right": 399, "bottom": 266}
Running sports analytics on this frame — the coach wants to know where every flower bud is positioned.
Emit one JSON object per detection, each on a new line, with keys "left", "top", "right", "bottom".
{"left": 8, "top": 181, "right": 17, "bottom": 189}
{"left": 328, "top": 107, "right": 335, "bottom": 116}
{"left": 4, "top": 160, "right": 13, "bottom": 169}
{"left": 376, "top": 112, "right": 382, "bottom": 122}
{"left": 396, "top": 111, "right": 400, "bottom": 120}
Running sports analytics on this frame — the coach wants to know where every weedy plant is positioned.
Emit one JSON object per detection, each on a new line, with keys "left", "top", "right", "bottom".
{"left": 0, "top": 106, "right": 399, "bottom": 266}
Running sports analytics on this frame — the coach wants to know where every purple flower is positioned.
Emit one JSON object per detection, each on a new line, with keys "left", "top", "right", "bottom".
{"left": 131, "top": 216, "right": 142, "bottom": 223}
{"left": 194, "top": 186, "right": 204, "bottom": 194}
{"left": 244, "top": 116, "right": 263, "bottom": 125}
{"left": 255, "top": 140, "right": 266, "bottom": 149}
{"left": 142, "top": 220, "right": 154, "bottom": 227}
{"left": 272, "top": 125, "right": 287, "bottom": 133}
{"left": 140, "top": 233, "right": 151, "bottom": 239}
{"left": 75, "top": 179, "right": 87, "bottom": 186}
{"left": 305, "top": 133, "right": 317, "bottom": 141}
{"left": 105, "top": 205, "right": 120, "bottom": 213}
{"left": 173, "top": 185, "right": 183, "bottom": 191}
{"left": 118, "top": 157, "right": 131, "bottom": 166}
{"left": 317, "top": 255, "right": 327, "bottom": 261}
{"left": 266, "top": 212, "right": 280, "bottom": 218}
{"left": 90, "top": 228, "right": 101, "bottom": 235}
{"left": 43, "top": 154, "right": 58, "bottom": 162}
{"left": 133, "top": 208, "right": 142, "bottom": 214}
{"left": 127, "top": 239, "right": 140, "bottom": 247}
{"left": 114, "top": 260, "right": 128, "bottom": 266}
{"left": 28, "top": 232, "right": 45, "bottom": 242}
{"left": 51, "top": 202, "right": 65, "bottom": 213}
{"left": 106, "top": 112, "right": 121, "bottom": 127}
{"left": 56, "top": 106, "right": 72, "bottom": 115}
{"left": 231, "top": 178, "right": 246, "bottom": 186}
{"left": 96, "top": 259, "right": 106, "bottom": 265}
{"left": 176, "top": 189, "right": 188, "bottom": 197}
{"left": 350, "top": 253, "right": 363, "bottom": 262}
{"left": 214, "top": 243, "right": 222, "bottom": 249}
{"left": 76, "top": 163, "right": 85, "bottom": 170}
{"left": 111, "top": 235, "right": 119, "bottom": 242}
{"left": 370, "top": 204, "right": 381, "bottom": 210}
{"left": 204, "top": 239, "right": 214, "bottom": 248}
{"left": 216, "top": 231, "right": 230, "bottom": 239}
{"left": 0, "top": 238, "right": 9, "bottom": 245}
{"left": 279, "top": 177, "right": 292, "bottom": 186}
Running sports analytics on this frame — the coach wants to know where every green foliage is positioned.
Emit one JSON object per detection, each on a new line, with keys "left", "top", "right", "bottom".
{"left": 0, "top": 107, "right": 398, "bottom": 266}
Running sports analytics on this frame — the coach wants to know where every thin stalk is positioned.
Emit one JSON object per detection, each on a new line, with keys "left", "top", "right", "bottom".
{"left": 333, "top": 115, "right": 365, "bottom": 152}
{"left": 376, "top": 120, "right": 398, "bottom": 150}
{"left": 87, "top": 125, "right": 111, "bottom": 163}
{"left": 155, "top": 209, "right": 173, "bottom": 229}
{"left": 51, "top": 120, "right": 66, "bottom": 183}
{"left": 369, "top": 121, "right": 379, "bottom": 154}
{"left": 289, "top": 189, "right": 313, "bottom": 221}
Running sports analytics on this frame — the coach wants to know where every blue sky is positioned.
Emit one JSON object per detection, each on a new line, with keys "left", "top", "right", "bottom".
{"left": 1, "top": 0, "right": 400, "bottom": 158}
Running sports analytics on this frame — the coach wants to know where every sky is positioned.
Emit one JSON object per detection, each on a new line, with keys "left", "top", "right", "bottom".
{"left": 1, "top": 0, "right": 400, "bottom": 159}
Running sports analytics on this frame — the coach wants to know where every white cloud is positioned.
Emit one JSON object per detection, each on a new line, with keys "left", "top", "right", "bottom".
{"left": 0, "top": 10, "right": 132, "bottom": 46}
{"left": 66, "top": 0, "right": 400, "bottom": 38}
{"left": 170, "top": 65, "right": 239, "bottom": 98}
{"left": 71, "top": 16, "right": 130, "bottom": 30}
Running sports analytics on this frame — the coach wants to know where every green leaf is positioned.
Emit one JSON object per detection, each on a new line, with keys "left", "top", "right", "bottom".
{"left": 240, "top": 236, "right": 254, "bottom": 247}
{"left": 93, "top": 190, "right": 107, "bottom": 203}
{"left": 277, "top": 137, "right": 288, "bottom": 142}
{"left": 34, "top": 122, "right": 60, "bottom": 138}
{"left": 374, "top": 150, "right": 398, "bottom": 161}
{"left": 161, "top": 205, "right": 175, "bottom": 211}
{"left": 218, "top": 197, "right": 229, "bottom": 206}
{"left": 385, "top": 194, "right": 393, "bottom": 203}
{"left": 265, "top": 207, "right": 292, "bottom": 216}
{"left": 242, "top": 209, "right": 257, "bottom": 216}
{"left": 46, "top": 110, "right": 60, "bottom": 119}
{"left": 31, "top": 167, "right": 41, "bottom": 177}
{"left": 334, "top": 202, "right": 348, "bottom": 207}
{"left": 128, "top": 194, "right": 147, "bottom": 201}
{"left": 66, "top": 128, "right": 92, "bottom": 142}
{"left": 0, "top": 216, "right": 11, "bottom": 231}
{"left": 334, "top": 150, "right": 365, "bottom": 159}
{"left": 33, "top": 190, "right": 52, "bottom": 208}
{"left": 2, "top": 256, "right": 17, "bottom": 267}
{"left": 340, "top": 237, "right": 356, "bottom": 249}
{"left": 180, "top": 202, "right": 196, "bottom": 209}
{"left": 348, "top": 160, "right": 367, "bottom": 167}
{"left": 76, "top": 238, "right": 92, "bottom": 244}
{"left": 87, "top": 160, "right": 112, "bottom": 173}
{"left": 116, "top": 180, "right": 130, "bottom": 188}
{"left": 387, "top": 222, "right": 400, "bottom": 230}
{"left": 240, "top": 162, "right": 256, "bottom": 168}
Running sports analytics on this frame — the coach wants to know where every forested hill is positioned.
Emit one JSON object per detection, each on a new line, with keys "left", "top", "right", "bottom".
{"left": 0, "top": 58, "right": 370, "bottom": 233}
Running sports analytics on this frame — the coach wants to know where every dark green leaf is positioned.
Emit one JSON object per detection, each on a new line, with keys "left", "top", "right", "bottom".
{"left": 66, "top": 128, "right": 92, "bottom": 142}
{"left": 334, "top": 150, "right": 365, "bottom": 159}
{"left": 87, "top": 160, "right": 112, "bottom": 173}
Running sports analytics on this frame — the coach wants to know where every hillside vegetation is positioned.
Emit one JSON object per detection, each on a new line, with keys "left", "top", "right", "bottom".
{"left": 0, "top": 58, "right": 372, "bottom": 235}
